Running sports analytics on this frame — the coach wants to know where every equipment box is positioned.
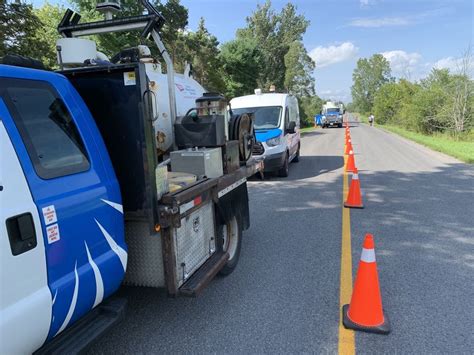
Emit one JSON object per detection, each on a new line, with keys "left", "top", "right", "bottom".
{"left": 171, "top": 148, "right": 223, "bottom": 178}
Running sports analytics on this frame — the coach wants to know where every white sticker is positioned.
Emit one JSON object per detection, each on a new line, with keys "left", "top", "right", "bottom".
{"left": 42, "top": 205, "right": 57, "bottom": 225}
{"left": 123, "top": 71, "right": 136, "bottom": 86}
{"left": 47, "top": 224, "right": 61, "bottom": 244}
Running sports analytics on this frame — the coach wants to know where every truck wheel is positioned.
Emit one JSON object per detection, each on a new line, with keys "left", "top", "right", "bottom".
{"left": 219, "top": 216, "right": 242, "bottom": 276}
{"left": 293, "top": 144, "right": 300, "bottom": 163}
{"left": 278, "top": 153, "right": 289, "bottom": 177}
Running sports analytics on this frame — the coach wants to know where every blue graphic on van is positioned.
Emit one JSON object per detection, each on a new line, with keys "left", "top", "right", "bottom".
{"left": 255, "top": 128, "right": 282, "bottom": 143}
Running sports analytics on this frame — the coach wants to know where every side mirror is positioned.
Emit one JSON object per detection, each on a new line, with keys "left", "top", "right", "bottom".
{"left": 287, "top": 121, "right": 296, "bottom": 134}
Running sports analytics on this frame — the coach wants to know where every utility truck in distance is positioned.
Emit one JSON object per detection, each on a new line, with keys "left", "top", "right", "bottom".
{"left": 321, "top": 101, "right": 344, "bottom": 128}
{"left": 0, "top": 2, "right": 262, "bottom": 353}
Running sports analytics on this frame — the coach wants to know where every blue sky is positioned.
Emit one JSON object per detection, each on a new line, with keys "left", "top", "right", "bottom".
{"left": 32, "top": 0, "right": 473, "bottom": 102}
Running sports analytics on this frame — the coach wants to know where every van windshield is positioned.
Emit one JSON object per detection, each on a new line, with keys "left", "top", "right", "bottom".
{"left": 232, "top": 106, "right": 282, "bottom": 130}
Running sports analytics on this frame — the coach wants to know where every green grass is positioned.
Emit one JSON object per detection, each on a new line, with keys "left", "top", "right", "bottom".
{"left": 300, "top": 126, "right": 318, "bottom": 134}
{"left": 380, "top": 124, "right": 474, "bottom": 164}
{"left": 357, "top": 113, "right": 369, "bottom": 124}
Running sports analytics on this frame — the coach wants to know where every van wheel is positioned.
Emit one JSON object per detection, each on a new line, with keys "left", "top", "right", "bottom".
{"left": 278, "top": 153, "right": 289, "bottom": 177}
{"left": 293, "top": 144, "right": 300, "bottom": 163}
{"left": 218, "top": 216, "right": 242, "bottom": 276}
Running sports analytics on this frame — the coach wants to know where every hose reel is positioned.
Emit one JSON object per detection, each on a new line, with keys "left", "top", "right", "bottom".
{"left": 229, "top": 113, "right": 255, "bottom": 162}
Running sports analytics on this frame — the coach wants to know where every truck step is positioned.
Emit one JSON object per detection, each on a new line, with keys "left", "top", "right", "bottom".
{"left": 179, "top": 251, "right": 229, "bottom": 297}
{"left": 34, "top": 297, "right": 127, "bottom": 355}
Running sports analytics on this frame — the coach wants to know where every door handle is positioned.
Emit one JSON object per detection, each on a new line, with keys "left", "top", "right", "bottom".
{"left": 6, "top": 213, "right": 37, "bottom": 255}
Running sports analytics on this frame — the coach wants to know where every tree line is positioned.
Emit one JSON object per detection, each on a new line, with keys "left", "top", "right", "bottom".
{"left": 350, "top": 52, "right": 473, "bottom": 138}
{"left": 0, "top": 0, "right": 325, "bottom": 127}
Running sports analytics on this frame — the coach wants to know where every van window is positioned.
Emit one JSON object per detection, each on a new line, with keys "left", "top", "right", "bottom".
{"left": 0, "top": 78, "right": 90, "bottom": 179}
{"left": 289, "top": 98, "right": 299, "bottom": 124}
{"left": 233, "top": 106, "right": 282, "bottom": 130}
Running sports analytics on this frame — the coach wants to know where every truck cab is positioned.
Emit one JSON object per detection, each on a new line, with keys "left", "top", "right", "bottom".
{"left": 0, "top": 64, "right": 128, "bottom": 354}
{"left": 230, "top": 92, "right": 300, "bottom": 177}
{"left": 321, "top": 101, "right": 344, "bottom": 128}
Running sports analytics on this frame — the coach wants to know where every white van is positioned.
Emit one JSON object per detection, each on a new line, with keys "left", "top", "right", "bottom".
{"left": 230, "top": 92, "right": 300, "bottom": 177}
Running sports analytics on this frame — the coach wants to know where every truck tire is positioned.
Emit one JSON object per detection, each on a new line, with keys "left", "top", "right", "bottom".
{"left": 219, "top": 215, "right": 242, "bottom": 276}
{"left": 278, "top": 153, "right": 289, "bottom": 177}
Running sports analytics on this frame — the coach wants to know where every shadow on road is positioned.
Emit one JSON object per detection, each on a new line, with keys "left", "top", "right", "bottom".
{"left": 260, "top": 155, "right": 344, "bottom": 180}
{"left": 87, "top": 150, "right": 474, "bottom": 354}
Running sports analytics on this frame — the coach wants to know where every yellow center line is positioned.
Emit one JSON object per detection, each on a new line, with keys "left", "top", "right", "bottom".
{"left": 338, "top": 155, "right": 355, "bottom": 355}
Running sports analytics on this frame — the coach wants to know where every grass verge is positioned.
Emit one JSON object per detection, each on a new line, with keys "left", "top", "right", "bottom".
{"left": 300, "top": 126, "right": 318, "bottom": 135}
{"left": 380, "top": 124, "right": 474, "bottom": 164}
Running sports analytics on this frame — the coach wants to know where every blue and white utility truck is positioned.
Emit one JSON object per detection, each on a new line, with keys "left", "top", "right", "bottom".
{"left": 0, "top": 2, "right": 261, "bottom": 353}
{"left": 321, "top": 101, "right": 344, "bottom": 128}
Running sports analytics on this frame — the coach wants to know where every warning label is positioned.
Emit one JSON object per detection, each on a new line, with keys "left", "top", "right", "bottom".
{"left": 47, "top": 224, "right": 60, "bottom": 244}
{"left": 123, "top": 72, "right": 136, "bottom": 86}
{"left": 42, "top": 205, "right": 57, "bottom": 225}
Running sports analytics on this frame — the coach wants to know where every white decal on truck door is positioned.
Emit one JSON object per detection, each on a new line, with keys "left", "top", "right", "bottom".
{"left": 42, "top": 205, "right": 57, "bottom": 225}
{"left": 46, "top": 224, "right": 61, "bottom": 244}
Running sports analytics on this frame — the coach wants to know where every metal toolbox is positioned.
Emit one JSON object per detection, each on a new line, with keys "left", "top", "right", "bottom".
{"left": 171, "top": 148, "right": 223, "bottom": 178}
{"left": 173, "top": 201, "right": 216, "bottom": 287}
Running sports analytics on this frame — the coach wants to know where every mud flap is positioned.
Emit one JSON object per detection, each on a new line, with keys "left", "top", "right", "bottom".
{"left": 215, "top": 182, "right": 250, "bottom": 231}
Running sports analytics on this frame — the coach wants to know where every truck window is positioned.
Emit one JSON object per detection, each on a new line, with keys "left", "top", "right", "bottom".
{"left": 0, "top": 78, "right": 90, "bottom": 179}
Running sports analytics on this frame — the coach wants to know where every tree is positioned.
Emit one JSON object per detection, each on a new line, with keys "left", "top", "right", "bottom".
{"left": 284, "top": 41, "right": 315, "bottom": 96}
{"left": 237, "top": 1, "right": 311, "bottom": 92}
{"left": 219, "top": 38, "right": 262, "bottom": 98}
{"left": 351, "top": 54, "right": 392, "bottom": 113}
{"left": 33, "top": 2, "right": 66, "bottom": 69}
{"left": 0, "top": 1, "right": 50, "bottom": 64}
{"left": 299, "top": 95, "right": 324, "bottom": 127}
{"left": 183, "top": 18, "right": 225, "bottom": 92}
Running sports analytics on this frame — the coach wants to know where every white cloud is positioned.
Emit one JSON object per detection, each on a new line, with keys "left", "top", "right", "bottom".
{"left": 430, "top": 56, "right": 474, "bottom": 77}
{"left": 349, "top": 7, "right": 453, "bottom": 28}
{"left": 317, "top": 89, "right": 351, "bottom": 103}
{"left": 350, "top": 17, "right": 412, "bottom": 28}
{"left": 381, "top": 50, "right": 422, "bottom": 78}
{"left": 432, "top": 57, "right": 462, "bottom": 71}
{"left": 309, "top": 42, "right": 359, "bottom": 68}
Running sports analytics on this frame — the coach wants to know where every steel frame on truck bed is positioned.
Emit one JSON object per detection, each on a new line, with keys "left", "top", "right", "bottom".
{"left": 58, "top": 3, "right": 264, "bottom": 297}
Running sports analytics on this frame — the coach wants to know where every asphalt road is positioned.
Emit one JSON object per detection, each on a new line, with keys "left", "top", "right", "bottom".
{"left": 89, "top": 116, "right": 474, "bottom": 354}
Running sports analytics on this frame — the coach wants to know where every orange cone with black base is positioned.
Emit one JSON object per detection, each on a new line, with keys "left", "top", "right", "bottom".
{"left": 344, "top": 168, "right": 364, "bottom": 208}
{"left": 345, "top": 150, "right": 356, "bottom": 172}
{"left": 342, "top": 234, "right": 390, "bottom": 334}
{"left": 345, "top": 140, "right": 353, "bottom": 155}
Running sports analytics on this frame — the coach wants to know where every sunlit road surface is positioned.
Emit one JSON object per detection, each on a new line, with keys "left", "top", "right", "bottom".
{"left": 89, "top": 115, "right": 474, "bottom": 354}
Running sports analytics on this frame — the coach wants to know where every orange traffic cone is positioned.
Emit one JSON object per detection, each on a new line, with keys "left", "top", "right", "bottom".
{"left": 346, "top": 150, "right": 357, "bottom": 172}
{"left": 342, "top": 234, "right": 390, "bottom": 334}
{"left": 344, "top": 168, "right": 364, "bottom": 208}
{"left": 345, "top": 139, "right": 353, "bottom": 154}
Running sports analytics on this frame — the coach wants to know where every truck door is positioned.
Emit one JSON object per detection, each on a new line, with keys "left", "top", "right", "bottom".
{"left": 0, "top": 74, "right": 127, "bottom": 342}
{"left": 0, "top": 119, "right": 52, "bottom": 354}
